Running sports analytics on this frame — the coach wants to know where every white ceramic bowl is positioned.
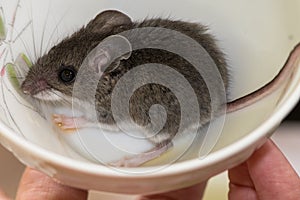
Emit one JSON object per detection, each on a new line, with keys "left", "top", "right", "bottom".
{"left": 0, "top": 0, "right": 300, "bottom": 194}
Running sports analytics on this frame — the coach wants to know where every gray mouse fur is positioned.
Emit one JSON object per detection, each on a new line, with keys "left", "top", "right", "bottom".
{"left": 21, "top": 10, "right": 228, "bottom": 146}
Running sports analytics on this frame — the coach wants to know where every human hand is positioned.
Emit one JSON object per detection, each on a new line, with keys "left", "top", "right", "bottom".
{"left": 0, "top": 167, "right": 87, "bottom": 200}
{"left": 141, "top": 139, "right": 300, "bottom": 200}
{"left": 228, "top": 139, "right": 300, "bottom": 200}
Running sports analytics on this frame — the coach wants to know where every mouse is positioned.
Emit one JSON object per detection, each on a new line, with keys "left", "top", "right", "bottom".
{"left": 20, "top": 10, "right": 300, "bottom": 167}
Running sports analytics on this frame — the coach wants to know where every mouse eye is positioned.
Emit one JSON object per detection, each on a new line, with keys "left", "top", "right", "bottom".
{"left": 58, "top": 66, "right": 77, "bottom": 83}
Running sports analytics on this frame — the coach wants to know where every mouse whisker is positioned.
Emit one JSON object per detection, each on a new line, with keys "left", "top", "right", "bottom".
{"left": 43, "top": 9, "right": 69, "bottom": 56}
{"left": 9, "top": 24, "right": 35, "bottom": 63}
{"left": 30, "top": 99, "right": 48, "bottom": 120}
{"left": 39, "top": 1, "right": 52, "bottom": 58}
{"left": 8, "top": 0, "right": 20, "bottom": 41}
{"left": 2, "top": 48, "right": 9, "bottom": 65}
{"left": 28, "top": 3, "right": 38, "bottom": 63}
{"left": 0, "top": 77, "right": 26, "bottom": 138}
{"left": 7, "top": 43, "right": 14, "bottom": 63}
{"left": 0, "top": 80, "right": 10, "bottom": 123}
{"left": 0, "top": 48, "right": 7, "bottom": 60}
{"left": 0, "top": 102, "right": 7, "bottom": 120}
{"left": 12, "top": 20, "right": 32, "bottom": 43}
{"left": 50, "top": 90, "right": 70, "bottom": 102}
{"left": 6, "top": 0, "right": 21, "bottom": 63}
{"left": 2, "top": 80, "right": 37, "bottom": 112}
{"left": 48, "top": 89, "right": 71, "bottom": 106}
{"left": 3, "top": 0, "right": 34, "bottom": 63}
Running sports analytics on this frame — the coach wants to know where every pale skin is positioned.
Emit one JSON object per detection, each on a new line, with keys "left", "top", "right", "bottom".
{"left": 0, "top": 139, "right": 299, "bottom": 200}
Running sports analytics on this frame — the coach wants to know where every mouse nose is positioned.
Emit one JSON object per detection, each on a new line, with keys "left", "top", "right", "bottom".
{"left": 22, "top": 78, "right": 49, "bottom": 95}
{"left": 22, "top": 89, "right": 30, "bottom": 95}
{"left": 21, "top": 82, "right": 32, "bottom": 95}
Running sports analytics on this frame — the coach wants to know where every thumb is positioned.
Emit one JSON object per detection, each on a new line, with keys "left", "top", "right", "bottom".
{"left": 0, "top": 189, "right": 10, "bottom": 200}
{"left": 16, "top": 168, "right": 88, "bottom": 200}
{"left": 247, "top": 140, "right": 300, "bottom": 199}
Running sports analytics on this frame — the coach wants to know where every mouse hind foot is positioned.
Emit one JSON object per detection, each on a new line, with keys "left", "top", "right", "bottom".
{"left": 109, "top": 142, "right": 173, "bottom": 167}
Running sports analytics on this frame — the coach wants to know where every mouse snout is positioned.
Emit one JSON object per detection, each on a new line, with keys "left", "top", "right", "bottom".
{"left": 22, "top": 78, "right": 50, "bottom": 96}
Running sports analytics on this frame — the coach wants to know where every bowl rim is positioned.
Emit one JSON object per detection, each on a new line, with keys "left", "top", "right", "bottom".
{"left": 0, "top": 43, "right": 300, "bottom": 179}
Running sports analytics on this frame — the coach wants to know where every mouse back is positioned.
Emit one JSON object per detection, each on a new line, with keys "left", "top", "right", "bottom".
{"left": 21, "top": 10, "right": 229, "bottom": 146}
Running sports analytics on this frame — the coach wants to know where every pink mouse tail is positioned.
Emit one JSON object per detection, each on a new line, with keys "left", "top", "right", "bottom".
{"left": 227, "top": 43, "right": 300, "bottom": 113}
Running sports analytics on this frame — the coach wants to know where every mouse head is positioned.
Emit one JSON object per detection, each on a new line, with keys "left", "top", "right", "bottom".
{"left": 21, "top": 10, "right": 133, "bottom": 103}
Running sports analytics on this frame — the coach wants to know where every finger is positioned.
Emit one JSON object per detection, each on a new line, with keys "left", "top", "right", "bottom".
{"left": 16, "top": 168, "right": 88, "bottom": 200}
{"left": 0, "top": 189, "right": 10, "bottom": 200}
{"left": 228, "top": 161, "right": 254, "bottom": 187}
{"left": 228, "top": 139, "right": 300, "bottom": 200}
{"left": 247, "top": 140, "right": 300, "bottom": 200}
{"left": 228, "top": 183, "right": 257, "bottom": 200}
{"left": 137, "top": 181, "right": 207, "bottom": 200}
{"left": 228, "top": 162, "right": 257, "bottom": 200}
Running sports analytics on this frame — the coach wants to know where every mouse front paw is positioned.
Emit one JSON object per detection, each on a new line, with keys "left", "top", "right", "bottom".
{"left": 52, "top": 114, "right": 87, "bottom": 133}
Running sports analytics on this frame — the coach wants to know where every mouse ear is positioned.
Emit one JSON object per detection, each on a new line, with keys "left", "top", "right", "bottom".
{"left": 86, "top": 10, "right": 132, "bottom": 34}
{"left": 85, "top": 35, "right": 132, "bottom": 74}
